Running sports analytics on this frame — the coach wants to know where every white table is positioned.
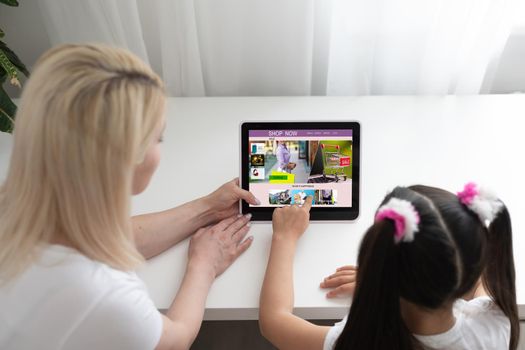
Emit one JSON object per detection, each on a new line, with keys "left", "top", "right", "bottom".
{"left": 1, "top": 96, "right": 524, "bottom": 320}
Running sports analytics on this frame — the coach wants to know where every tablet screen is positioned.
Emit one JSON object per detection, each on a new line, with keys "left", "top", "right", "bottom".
{"left": 242, "top": 122, "right": 359, "bottom": 219}
{"left": 247, "top": 128, "right": 354, "bottom": 208}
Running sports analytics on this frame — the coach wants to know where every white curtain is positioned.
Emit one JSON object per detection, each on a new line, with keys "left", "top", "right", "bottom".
{"left": 37, "top": 0, "right": 522, "bottom": 96}
{"left": 327, "top": 0, "right": 522, "bottom": 94}
{"left": 38, "top": 0, "right": 150, "bottom": 64}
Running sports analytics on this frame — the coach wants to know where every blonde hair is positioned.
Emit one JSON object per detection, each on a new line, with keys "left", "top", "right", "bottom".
{"left": 0, "top": 44, "right": 165, "bottom": 282}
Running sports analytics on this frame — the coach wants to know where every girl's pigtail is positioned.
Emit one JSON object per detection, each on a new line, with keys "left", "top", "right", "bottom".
{"left": 335, "top": 195, "right": 428, "bottom": 350}
{"left": 485, "top": 205, "right": 519, "bottom": 350}
{"left": 334, "top": 220, "right": 416, "bottom": 350}
{"left": 457, "top": 182, "right": 519, "bottom": 350}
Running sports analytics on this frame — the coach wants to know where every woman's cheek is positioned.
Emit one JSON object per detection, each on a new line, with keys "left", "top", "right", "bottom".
{"left": 132, "top": 145, "right": 161, "bottom": 195}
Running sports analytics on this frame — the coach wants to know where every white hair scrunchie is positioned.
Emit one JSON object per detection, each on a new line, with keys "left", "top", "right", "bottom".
{"left": 457, "top": 182, "right": 503, "bottom": 225}
{"left": 375, "top": 198, "right": 420, "bottom": 243}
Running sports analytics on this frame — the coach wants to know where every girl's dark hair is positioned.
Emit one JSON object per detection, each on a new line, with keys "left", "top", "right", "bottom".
{"left": 410, "top": 185, "right": 519, "bottom": 350}
{"left": 334, "top": 185, "right": 519, "bottom": 350}
{"left": 334, "top": 186, "right": 461, "bottom": 350}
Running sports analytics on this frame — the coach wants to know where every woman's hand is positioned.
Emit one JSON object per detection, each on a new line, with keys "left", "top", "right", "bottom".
{"left": 320, "top": 265, "right": 357, "bottom": 298}
{"left": 205, "top": 178, "right": 260, "bottom": 221}
{"left": 272, "top": 196, "right": 312, "bottom": 242}
{"left": 188, "top": 213, "right": 253, "bottom": 278}
{"left": 161, "top": 214, "right": 253, "bottom": 350}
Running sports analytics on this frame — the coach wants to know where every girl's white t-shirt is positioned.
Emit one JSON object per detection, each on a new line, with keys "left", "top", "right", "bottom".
{"left": 323, "top": 296, "right": 510, "bottom": 350}
{"left": 0, "top": 245, "right": 163, "bottom": 350}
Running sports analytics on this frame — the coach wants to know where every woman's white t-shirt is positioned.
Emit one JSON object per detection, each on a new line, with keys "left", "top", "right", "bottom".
{"left": 0, "top": 245, "right": 163, "bottom": 350}
{"left": 323, "top": 296, "right": 510, "bottom": 350}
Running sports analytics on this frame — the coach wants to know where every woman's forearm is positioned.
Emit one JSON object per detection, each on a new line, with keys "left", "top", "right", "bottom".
{"left": 132, "top": 196, "right": 215, "bottom": 259}
{"left": 161, "top": 260, "right": 215, "bottom": 349}
{"left": 156, "top": 214, "right": 254, "bottom": 350}
{"left": 155, "top": 260, "right": 214, "bottom": 350}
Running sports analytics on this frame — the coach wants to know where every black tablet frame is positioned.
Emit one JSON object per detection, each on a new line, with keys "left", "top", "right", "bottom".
{"left": 240, "top": 121, "right": 360, "bottom": 221}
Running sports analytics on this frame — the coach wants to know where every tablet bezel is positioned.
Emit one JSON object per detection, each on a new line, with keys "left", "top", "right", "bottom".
{"left": 240, "top": 121, "right": 360, "bottom": 221}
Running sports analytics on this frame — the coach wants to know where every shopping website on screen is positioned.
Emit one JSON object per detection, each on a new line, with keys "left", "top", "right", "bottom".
{"left": 248, "top": 129, "right": 353, "bottom": 207}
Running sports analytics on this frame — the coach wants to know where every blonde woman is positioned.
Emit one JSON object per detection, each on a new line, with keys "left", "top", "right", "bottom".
{"left": 0, "top": 44, "right": 258, "bottom": 350}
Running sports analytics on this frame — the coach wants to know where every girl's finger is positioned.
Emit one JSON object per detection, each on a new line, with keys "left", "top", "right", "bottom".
{"left": 320, "top": 276, "right": 355, "bottom": 288}
{"left": 321, "top": 270, "right": 355, "bottom": 284}
{"left": 326, "top": 284, "right": 355, "bottom": 298}
{"left": 336, "top": 265, "right": 357, "bottom": 272}
{"left": 326, "top": 270, "right": 356, "bottom": 280}
{"left": 302, "top": 196, "right": 313, "bottom": 211}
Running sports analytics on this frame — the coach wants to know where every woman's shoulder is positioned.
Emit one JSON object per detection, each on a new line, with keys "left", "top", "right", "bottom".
{"left": 1, "top": 244, "right": 162, "bottom": 350}
{"left": 33, "top": 244, "right": 143, "bottom": 293}
{"left": 2, "top": 244, "right": 151, "bottom": 312}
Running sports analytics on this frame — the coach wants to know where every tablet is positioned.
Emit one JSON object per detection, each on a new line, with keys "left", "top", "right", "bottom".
{"left": 240, "top": 121, "right": 360, "bottom": 221}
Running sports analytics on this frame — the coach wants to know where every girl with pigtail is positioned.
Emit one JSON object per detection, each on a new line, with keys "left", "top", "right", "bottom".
{"left": 259, "top": 183, "right": 519, "bottom": 350}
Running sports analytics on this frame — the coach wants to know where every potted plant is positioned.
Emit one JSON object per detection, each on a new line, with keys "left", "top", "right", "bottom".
{"left": 0, "top": 0, "right": 29, "bottom": 133}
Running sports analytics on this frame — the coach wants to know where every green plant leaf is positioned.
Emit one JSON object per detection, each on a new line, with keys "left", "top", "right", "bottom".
{"left": 0, "top": 0, "right": 19, "bottom": 7}
{"left": 0, "top": 47, "right": 20, "bottom": 87}
{"left": 0, "top": 84, "right": 16, "bottom": 133}
{"left": 0, "top": 41, "right": 29, "bottom": 76}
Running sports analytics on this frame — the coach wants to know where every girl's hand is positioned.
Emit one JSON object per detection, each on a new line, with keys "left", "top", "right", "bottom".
{"left": 188, "top": 214, "right": 253, "bottom": 278}
{"left": 205, "top": 178, "right": 260, "bottom": 221}
{"left": 320, "top": 265, "right": 357, "bottom": 298}
{"left": 272, "top": 196, "right": 313, "bottom": 242}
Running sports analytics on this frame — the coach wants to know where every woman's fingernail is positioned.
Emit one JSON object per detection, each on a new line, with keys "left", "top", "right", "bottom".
{"left": 255, "top": 198, "right": 261, "bottom": 205}
{"left": 246, "top": 222, "right": 251, "bottom": 227}
{"left": 248, "top": 236, "right": 254, "bottom": 241}
{"left": 237, "top": 213, "right": 243, "bottom": 218}
{"left": 245, "top": 213, "right": 252, "bottom": 219}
